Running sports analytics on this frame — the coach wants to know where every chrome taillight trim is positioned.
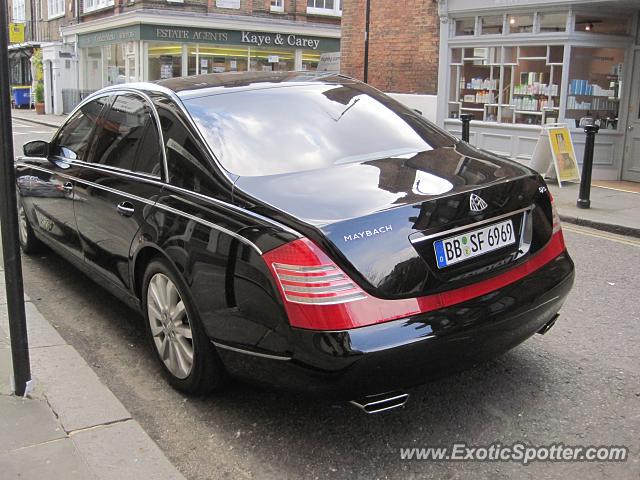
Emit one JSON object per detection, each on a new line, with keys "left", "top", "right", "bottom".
{"left": 283, "top": 292, "right": 367, "bottom": 305}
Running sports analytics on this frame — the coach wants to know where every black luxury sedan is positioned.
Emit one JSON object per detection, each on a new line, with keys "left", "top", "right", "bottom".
{"left": 15, "top": 72, "right": 574, "bottom": 413}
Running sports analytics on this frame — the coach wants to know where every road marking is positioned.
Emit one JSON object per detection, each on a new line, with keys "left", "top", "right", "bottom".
{"left": 562, "top": 224, "right": 640, "bottom": 248}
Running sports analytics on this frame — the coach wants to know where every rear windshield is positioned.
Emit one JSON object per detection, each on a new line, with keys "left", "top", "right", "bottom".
{"left": 183, "top": 83, "right": 455, "bottom": 177}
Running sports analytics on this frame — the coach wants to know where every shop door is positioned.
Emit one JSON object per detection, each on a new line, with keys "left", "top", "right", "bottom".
{"left": 622, "top": 50, "right": 640, "bottom": 182}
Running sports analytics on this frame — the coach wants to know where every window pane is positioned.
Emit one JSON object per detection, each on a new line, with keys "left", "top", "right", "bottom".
{"left": 539, "top": 12, "right": 566, "bottom": 32}
{"left": 250, "top": 47, "right": 294, "bottom": 72}
{"left": 481, "top": 16, "right": 503, "bottom": 35}
{"left": 54, "top": 98, "right": 107, "bottom": 159}
{"left": 185, "top": 83, "right": 455, "bottom": 177}
{"left": 566, "top": 47, "right": 623, "bottom": 129}
{"left": 198, "top": 44, "right": 249, "bottom": 74}
{"left": 508, "top": 14, "right": 534, "bottom": 33}
{"left": 154, "top": 97, "right": 218, "bottom": 194}
{"left": 133, "top": 121, "right": 163, "bottom": 176}
{"left": 148, "top": 43, "right": 182, "bottom": 81}
{"left": 455, "top": 18, "right": 475, "bottom": 36}
{"left": 575, "top": 15, "right": 629, "bottom": 35}
{"left": 91, "top": 95, "right": 150, "bottom": 170}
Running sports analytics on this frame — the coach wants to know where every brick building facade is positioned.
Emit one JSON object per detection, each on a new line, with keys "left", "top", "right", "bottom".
{"left": 18, "top": 0, "right": 340, "bottom": 114}
{"left": 340, "top": 0, "right": 440, "bottom": 94}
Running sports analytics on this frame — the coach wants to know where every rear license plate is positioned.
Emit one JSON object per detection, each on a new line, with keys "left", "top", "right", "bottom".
{"left": 433, "top": 219, "right": 516, "bottom": 269}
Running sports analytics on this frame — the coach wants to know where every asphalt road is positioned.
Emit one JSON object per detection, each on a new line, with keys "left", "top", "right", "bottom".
{"left": 9, "top": 121, "right": 640, "bottom": 479}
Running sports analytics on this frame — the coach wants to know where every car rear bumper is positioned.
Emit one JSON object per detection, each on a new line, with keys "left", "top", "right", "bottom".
{"left": 215, "top": 251, "right": 574, "bottom": 399}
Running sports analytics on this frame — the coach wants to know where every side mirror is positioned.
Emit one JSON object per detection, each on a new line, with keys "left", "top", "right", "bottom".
{"left": 23, "top": 140, "right": 49, "bottom": 158}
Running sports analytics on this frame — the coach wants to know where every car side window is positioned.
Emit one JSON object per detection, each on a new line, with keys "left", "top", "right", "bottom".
{"left": 154, "top": 97, "right": 219, "bottom": 194}
{"left": 91, "top": 94, "right": 162, "bottom": 176}
{"left": 52, "top": 97, "right": 108, "bottom": 160}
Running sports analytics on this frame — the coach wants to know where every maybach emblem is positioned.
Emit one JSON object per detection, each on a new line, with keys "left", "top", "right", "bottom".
{"left": 469, "top": 193, "right": 488, "bottom": 212}
{"left": 344, "top": 225, "right": 393, "bottom": 242}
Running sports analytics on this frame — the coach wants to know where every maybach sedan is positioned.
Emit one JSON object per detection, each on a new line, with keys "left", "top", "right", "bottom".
{"left": 15, "top": 72, "right": 574, "bottom": 413}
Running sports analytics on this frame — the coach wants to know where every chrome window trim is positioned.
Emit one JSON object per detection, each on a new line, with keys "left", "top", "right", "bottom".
{"left": 70, "top": 159, "right": 162, "bottom": 181}
{"left": 15, "top": 163, "right": 263, "bottom": 255}
{"left": 409, "top": 205, "right": 534, "bottom": 244}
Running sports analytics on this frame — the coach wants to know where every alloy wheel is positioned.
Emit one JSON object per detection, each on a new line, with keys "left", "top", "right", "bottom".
{"left": 146, "top": 273, "right": 194, "bottom": 379}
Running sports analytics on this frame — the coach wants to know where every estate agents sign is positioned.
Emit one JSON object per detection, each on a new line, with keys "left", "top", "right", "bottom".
{"left": 78, "top": 24, "right": 339, "bottom": 52}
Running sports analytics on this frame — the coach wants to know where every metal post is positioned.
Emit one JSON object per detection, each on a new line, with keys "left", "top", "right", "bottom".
{"left": 577, "top": 124, "right": 599, "bottom": 209}
{"left": 460, "top": 113, "right": 473, "bottom": 143}
{"left": 363, "top": 0, "right": 371, "bottom": 83}
{"left": 0, "top": 0, "right": 32, "bottom": 396}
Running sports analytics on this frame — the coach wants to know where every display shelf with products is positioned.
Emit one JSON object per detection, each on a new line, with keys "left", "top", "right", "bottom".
{"left": 449, "top": 45, "right": 564, "bottom": 125}
{"left": 565, "top": 47, "right": 623, "bottom": 129}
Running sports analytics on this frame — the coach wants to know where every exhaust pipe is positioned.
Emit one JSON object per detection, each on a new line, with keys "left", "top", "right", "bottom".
{"left": 537, "top": 313, "right": 560, "bottom": 335}
{"left": 350, "top": 391, "right": 409, "bottom": 414}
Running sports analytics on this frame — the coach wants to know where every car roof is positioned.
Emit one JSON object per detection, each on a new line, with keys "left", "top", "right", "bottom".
{"left": 154, "top": 71, "right": 358, "bottom": 98}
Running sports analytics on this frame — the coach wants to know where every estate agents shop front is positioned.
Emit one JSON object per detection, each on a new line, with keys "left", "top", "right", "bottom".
{"left": 63, "top": 15, "right": 340, "bottom": 93}
{"left": 437, "top": 1, "right": 640, "bottom": 182}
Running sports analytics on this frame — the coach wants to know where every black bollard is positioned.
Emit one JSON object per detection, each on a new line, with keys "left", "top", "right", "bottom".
{"left": 460, "top": 114, "right": 473, "bottom": 143}
{"left": 577, "top": 124, "right": 599, "bottom": 209}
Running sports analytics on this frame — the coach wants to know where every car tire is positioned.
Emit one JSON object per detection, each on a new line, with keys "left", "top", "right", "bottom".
{"left": 17, "top": 199, "right": 43, "bottom": 254}
{"left": 142, "top": 258, "right": 226, "bottom": 395}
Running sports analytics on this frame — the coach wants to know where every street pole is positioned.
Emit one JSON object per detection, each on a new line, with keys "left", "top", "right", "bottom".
{"left": 0, "top": 0, "right": 32, "bottom": 396}
{"left": 363, "top": 0, "right": 371, "bottom": 83}
{"left": 577, "top": 124, "right": 599, "bottom": 209}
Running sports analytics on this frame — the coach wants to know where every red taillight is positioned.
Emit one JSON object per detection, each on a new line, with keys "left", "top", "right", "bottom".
{"left": 264, "top": 228, "right": 567, "bottom": 331}
{"left": 269, "top": 239, "right": 367, "bottom": 305}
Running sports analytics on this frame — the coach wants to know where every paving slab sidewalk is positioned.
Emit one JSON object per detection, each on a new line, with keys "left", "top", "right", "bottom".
{"left": 549, "top": 182, "right": 640, "bottom": 238}
{"left": 0, "top": 262, "right": 185, "bottom": 479}
{"left": 11, "top": 108, "right": 65, "bottom": 128}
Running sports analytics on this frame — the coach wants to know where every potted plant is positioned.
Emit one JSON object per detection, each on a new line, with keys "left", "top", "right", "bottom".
{"left": 34, "top": 82, "right": 45, "bottom": 115}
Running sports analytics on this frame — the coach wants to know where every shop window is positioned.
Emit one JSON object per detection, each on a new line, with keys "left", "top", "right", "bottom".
{"left": 455, "top": 18, "right": 475, "bottom": 36}
{"left": 481, "top": 16, "right": 504, "bottom": 35}
{"left": 566, "top": 47, "right": 623, "bottom": 130}
{"left": 104, "top": 44, "right": 125, "bottom": 86}
{"left": 83, "top": 0, "right": 114, "bottom": 14}
{"left": 507, "top": 14, "right": 534, "bottom": 34}
{"left": 539, "top": 12, "right": 567, "bottom": 33}
{"left": 148, "top": 43, "right": 182, "bottom": 81}
{"left": 271, "top": 0, "right": 284, "bottom": 12}
{"left": 575, "top": 15, "right": 630, "bottom": 36}
{"left": 47, "top": 0, "right": 64, "bottom": 18}
{"left": 449, "top": 45, "right": 563, "bottom": 126}
{"left": 193, "top": 45, "right": 249, "bottom": 74}
{"left": 307, "top": 0, "right": 341, "bottom": 16}
{"left": 301, "top": 50, "right": 321, "bottom": 71}
{"left": 250, "top": 47, "right": 294, "bottom": 72}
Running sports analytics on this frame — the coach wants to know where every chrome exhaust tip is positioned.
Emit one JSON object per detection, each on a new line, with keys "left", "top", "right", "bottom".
{"left": 350, "top": 391, "right": 409, "bottom": 414}
{"left": 537, "top": 313, "right": 560, "bottom": 335}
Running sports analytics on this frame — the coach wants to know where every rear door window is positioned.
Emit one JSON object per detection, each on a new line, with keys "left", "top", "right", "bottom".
{"left": 91, "top": 94, "right": 161, "bottom": 174}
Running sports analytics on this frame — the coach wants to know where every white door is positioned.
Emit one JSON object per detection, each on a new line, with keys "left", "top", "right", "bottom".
{"left": 622, "top": 50, "right": 640, "bottom": 182}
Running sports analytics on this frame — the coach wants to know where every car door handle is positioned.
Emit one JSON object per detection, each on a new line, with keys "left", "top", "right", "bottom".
{"left": 63, "top": 182, "right": 73, "bottom": 193}
{"left": 116, "top": 201, "right": 135, "bottom": 217}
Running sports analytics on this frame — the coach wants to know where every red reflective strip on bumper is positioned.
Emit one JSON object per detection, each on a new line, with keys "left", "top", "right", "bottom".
{"left": 285, "top": 231, "right": 567, "bottom": 331}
